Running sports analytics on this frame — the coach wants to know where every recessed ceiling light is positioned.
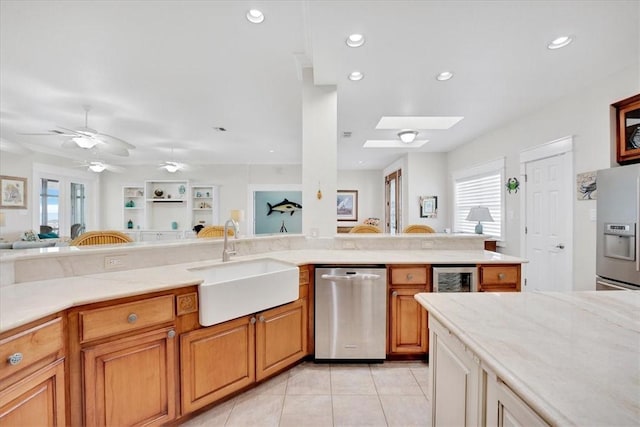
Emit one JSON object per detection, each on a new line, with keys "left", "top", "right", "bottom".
{"left": 269, "top": 149, "right": 275, "bottom": 153}
{"left": 348, "top": 71, "right": 364, "bottom": 81}
{"left": 246, "top": 9, "right": 264, "bottom": 24}
{"left": 376, "top": 116, "right": 464, "bottom": 130}
{"left": 436, "top": 71, "right": 454, "bottom": 81}
{"left": 346, "top": 34, "right": 365, "bottom": 48}
{"left": 547, "top": 36, "right": 573, "bottom": 50}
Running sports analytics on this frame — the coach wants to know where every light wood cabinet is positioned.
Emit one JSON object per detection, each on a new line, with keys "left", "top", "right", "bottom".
{"left": 479, "top": 264, "right": 521, "bottom": 292}
{"left": 256, "top": 298, "right": 307, "bottom": 381}
{"left": 180, "top": 316, "right": 255, "bottom": 413}
{"left": 0, "top": 317, "right": 66, "bottom": 427}
{"left": 0, "top": 359, "right": 66, "bottom": 426}
{"left": 180, "top": 267, "right": 310, "bottom": 413}
{"left": 68, "top": 293, "right": 178, "bottom": 427}
{"left": 388, "top": 266, "right": 430, "bottom": 356}
{"left": 82, "top": 326, "right": 176, "bottom": 427}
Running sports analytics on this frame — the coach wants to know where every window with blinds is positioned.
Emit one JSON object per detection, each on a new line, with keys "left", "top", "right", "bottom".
{"left": 453, "top": 167, "right": 503, "bottom": 240}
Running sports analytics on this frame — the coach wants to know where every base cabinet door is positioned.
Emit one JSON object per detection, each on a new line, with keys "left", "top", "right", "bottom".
{"left": 256, "top": 298, "right": 307, "bottom": 381}
{"left": 429, "top": 317, "right": 482, "bottom": 427}
{"left": 389, "top": 287, "right": 428, "bottom": 354}
{"left": 0, "top": 359, "right": 66, "bottom": 426}
{"left": 82, "top": 327, "right": 176, "bottom": 427}
{"left": 180, "top": 316, "right": 255, "bottom": 413}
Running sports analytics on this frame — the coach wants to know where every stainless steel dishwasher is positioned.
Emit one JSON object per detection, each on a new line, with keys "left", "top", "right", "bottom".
{"left": 315, "top": 266, "right": 387, "bottom": 361}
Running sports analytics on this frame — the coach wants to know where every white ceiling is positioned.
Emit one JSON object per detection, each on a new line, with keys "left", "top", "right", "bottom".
{"left": 1, "top": 1, "right": 638, "bottom": 171}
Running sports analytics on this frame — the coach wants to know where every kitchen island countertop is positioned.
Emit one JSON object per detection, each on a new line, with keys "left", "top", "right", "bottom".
{"left": 415, "top": 291, "right": 640, "bottom": 426}
{"left": 0, "top": 249, "right": 524, "bottom": 333}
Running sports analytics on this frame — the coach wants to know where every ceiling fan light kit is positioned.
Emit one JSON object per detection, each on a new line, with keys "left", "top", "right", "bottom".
{"left": 88, "top": 162, "right": 106, "bottom": 173}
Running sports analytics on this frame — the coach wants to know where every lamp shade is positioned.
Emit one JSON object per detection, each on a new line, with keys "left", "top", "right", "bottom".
{"left": 465, "top": 206, "right": 493, "bottom": 234}
{"left": 465, "top": 206, "right": 494, "bottom": 222}
{"left": 230, "top": 209, "right": 245, "bottom": 222}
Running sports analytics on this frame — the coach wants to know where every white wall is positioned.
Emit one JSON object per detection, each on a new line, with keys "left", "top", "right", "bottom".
{"left": 406, "top": 152, "right": 448, "bottom": 232}
{"left": 447, "top": 63, "right": 640, "bottom": 290}
{"left": 0, "top": 151, "right": 33, "bottom": 239}
{"left": 337, "top": 169, "right": 384, "bottom": 227}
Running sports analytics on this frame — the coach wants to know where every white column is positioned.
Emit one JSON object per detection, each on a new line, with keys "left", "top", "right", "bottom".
{"left": 302, "top": 68, "right": 337, "bottom": 237}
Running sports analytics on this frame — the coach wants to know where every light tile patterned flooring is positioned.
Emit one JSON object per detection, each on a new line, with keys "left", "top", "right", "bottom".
{"left": 181, "top": 361, "right": 431, "bottom": 427}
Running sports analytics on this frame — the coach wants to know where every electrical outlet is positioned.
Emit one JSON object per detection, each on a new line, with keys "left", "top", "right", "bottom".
{"left": 104, "top": 255, "right": 127, "bottom": 269}
{"left": 343, "top": 240, "right": 356, "bottom": 249}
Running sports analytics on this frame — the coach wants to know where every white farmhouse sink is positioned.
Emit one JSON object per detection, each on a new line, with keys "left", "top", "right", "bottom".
{"left": 192, "top": 258, "right": 299, "bottom": 327}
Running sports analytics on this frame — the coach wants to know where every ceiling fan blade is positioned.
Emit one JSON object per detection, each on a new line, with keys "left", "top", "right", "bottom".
{"left": 58, "top": 126, "right": 83, "bottom": 136}
{"left": 18, "top": 129, "right": 74, "bottom": 136}
{"left": 95, "top": 132, "right": 136, "bottom": 149}
{"left": 61, "top": 140, "right": 81, "bottom": 149}
{"left": 105, "top": 164, "right": 126, "bottom": 173}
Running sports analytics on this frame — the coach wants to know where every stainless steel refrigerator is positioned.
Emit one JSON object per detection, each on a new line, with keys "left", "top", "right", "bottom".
{"left": 596, "top": 164, "right": 640, "bottom": 290}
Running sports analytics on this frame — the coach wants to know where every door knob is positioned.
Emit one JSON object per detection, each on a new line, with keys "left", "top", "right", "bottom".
{"left": 556, "top": 244, "right": 565, "bottom": 249}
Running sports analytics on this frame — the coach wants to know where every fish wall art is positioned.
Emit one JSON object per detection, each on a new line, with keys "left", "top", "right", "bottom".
{"left": 267, "top": 198, "right": 302, "bottom": 216}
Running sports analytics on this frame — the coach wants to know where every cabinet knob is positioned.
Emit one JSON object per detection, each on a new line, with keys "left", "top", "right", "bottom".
{"left": 259, "top": 315, "right": 266, "bottom": 323}
{"left": 127, "top": 313, "right": 138, "bottom": 324}
{"left": 250, "top": 317, "right": 257, "bottom": 324}
{"left": 392, "top": 291, "right": 398, "bottom": 297}
{"left": 406, "top": 274, "right": 413, "bottom": 280}
{"left": 167, "top": 329, "right": 176, "bottom": 339}
{"left": 7, "top": 352, "right": 23, "bottom": 366}
{"left": 497, "top": 273, "right": 505, "bottom": 280}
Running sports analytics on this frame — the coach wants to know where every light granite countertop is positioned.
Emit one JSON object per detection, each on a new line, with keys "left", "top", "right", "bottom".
{"left": 0, "top": 249, "right": 524, "bottom": 333}
{"left": 415, "top": 291, "right": 640, "bottom": 426}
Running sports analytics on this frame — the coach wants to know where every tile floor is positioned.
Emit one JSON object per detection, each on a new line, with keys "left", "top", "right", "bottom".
{"left": 181, "top": 361, "right": 431, "bottom": 427}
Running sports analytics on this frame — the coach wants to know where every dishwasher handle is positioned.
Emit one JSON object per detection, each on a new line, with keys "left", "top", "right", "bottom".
{"left": 320, "top": 273, "right": 382, "bottom": 281}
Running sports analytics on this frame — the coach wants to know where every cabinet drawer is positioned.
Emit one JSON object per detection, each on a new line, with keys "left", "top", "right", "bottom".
{"left": 390, "top": 267, "right": 427, "bottom": 285}
{"left": 79, "top": 295, "right": 175, "bottom": 342}
{"left": 0, "top": 318, "right": 64, "bottom": 382}
{"left": 480, "top": 266, "right": 518, "bottom": 284}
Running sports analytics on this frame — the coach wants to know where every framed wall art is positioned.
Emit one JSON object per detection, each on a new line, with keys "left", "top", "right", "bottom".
{"left": 337, "top": 190, "right": 358, "bottom": 221}
{"left": 613, "top": 93, "right": 640, "bottom": 164}
{"left": 0, "top": 175, "right": 27, "bottom": 209}
{"left": 419, "top": 196, "right": 437, "bottom": 218}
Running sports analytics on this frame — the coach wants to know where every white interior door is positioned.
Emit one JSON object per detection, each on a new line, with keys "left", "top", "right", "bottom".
{"left": 524, "top": 153, "right": 572, "bottom": 291}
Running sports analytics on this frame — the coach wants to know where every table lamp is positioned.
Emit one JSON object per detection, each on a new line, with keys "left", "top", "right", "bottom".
{"left": 230, "top": 209, "right": 245, "bottom": 235}
{"left": 465, "top": 206, "right": 494, "bottom": 234}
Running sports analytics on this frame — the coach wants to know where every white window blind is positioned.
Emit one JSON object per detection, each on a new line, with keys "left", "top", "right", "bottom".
{"left": 453, "top": 164, "right": 503, "bottom": 240}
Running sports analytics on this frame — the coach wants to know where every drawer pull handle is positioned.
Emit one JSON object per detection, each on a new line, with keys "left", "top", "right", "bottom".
{"left": 259, "top": 315, "right": 266, "bottom": 323}
{"left": 406, "top": 274, "right": 413, "bottom": 280}
{"left": 167, "top": 329, "right": 176, "bottom": 339}
{"left": 127, "top": 313, "right": 138, "bottom": 324}
{"left": 392, "top": 291, "right": 398, "bottom": 297}
{"left": 8, "top": 353, "right": 23, "bottom": 366}
{"left": 498, "top": 273, "right": 505, "bottom": 280}
{"left": 250, "top": 317, "right": 257, "bottom": 325}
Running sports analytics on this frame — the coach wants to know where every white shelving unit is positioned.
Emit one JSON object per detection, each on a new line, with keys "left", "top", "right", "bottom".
{"left": 120, "top": 182, "right": 218, "bottom": 237}
{"left": 191, "top": 185, "right": 219, "bottom": 228}
{"left": 122, "top": 186, "right": 145, "bottom": 230}
{"left": 145, "top": 180, "right": 189, "bottom": 231}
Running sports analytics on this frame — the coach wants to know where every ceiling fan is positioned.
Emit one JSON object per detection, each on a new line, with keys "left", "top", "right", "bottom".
{"left": 20, "top": 105, "right": 136, "bottom": 156}
{"left": 159, "top": 147, "right": 189, "bottom": 173}
{"left": 73, "top": 160, "right": 125, "bottom": 173}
